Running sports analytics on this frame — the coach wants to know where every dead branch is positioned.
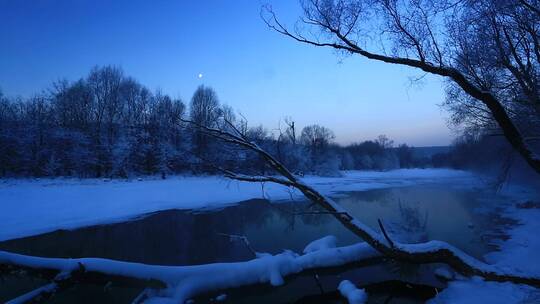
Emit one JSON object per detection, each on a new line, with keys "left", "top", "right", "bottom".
{"left": 292, "top": 211, "right": 353, "bottom": 219}
{"left": 183, "top": 119, "right": 540, "bottom": 288}
{"left": 377, "top": 219, "right": 395, "bottom": 249}
{"left": 1, "top": 241, "right": 382, "bottom": 303}
{"left": 216, "top": 233, "right": 258, "bottom": 257}
{"left": 0, "top": 252, "right": 166, "bottom": 300}
{"left": 6, "top": 283, "right": 58, "bottom": 304}
{"left": 261, "top": 2, "right": 540, "bottom": 175}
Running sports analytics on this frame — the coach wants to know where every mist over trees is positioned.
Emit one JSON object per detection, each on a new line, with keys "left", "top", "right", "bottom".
{"left": 0, "top": 66, "right": 436, "bottom": 178}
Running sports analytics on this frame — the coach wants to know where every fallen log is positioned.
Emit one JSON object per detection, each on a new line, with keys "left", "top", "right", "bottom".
{"left": 1, "top": 241, "right": 381, "bottom": 303}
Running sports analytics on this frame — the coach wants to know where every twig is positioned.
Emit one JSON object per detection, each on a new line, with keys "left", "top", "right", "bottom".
{"left": 131, "top": 288, "right": 153, "bottom": 304}
{"left": 217, "top": 233, "right": 258, "bottom": 257}
{"left": 292, "top": 211, "right": 352, "bottom": 218}
{"left": 6, "top": 262, "right": 86, "bottom": 304}
{"left": 6, "top": 282, "right": 58, "bottom": 304}
{"left": 377, "top": 219, "right": 395, "bottom": 248}
{"left": 313, "top": 273, "right": 325, "bottom": 295}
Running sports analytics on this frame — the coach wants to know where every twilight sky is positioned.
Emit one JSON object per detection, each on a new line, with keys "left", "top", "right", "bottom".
{"left": 0, "top": 0, "right": 454, "bottom": 146}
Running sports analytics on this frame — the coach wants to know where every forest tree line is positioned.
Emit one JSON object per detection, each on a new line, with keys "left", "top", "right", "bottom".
{"left": 0, "top": 65, "right": 485, "bottom": 178}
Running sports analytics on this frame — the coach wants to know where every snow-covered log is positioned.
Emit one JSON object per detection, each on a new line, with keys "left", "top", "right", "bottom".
{"left": 0, "top": 241, "right": 380, "bottom": 303}
{"left": 338, "top": 280, "right": 367, "bottom": 304}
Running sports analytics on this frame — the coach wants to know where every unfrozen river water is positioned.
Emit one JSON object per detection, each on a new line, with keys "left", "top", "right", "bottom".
{"left": 0, "top": 184, "right": 509, "bottom": 303}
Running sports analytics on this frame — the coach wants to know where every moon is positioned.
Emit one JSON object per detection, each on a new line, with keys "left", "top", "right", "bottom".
{"left": 198, "top": 73, "right": 203, "bottom": 79}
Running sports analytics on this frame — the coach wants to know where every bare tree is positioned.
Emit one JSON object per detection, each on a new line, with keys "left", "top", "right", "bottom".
{"left": 87, "top": 66, "right": 123, "bottom": 144}
{"left": 376, "top": 134, "right": 394, "bottom": 149}
{"left": 189, "top": 85, "right": 221, "bottom": 158}
{"left": 300, "top": 124, "right": 335, "bottom": 151}
{"left": 0, "top": 66, "right": 195, "bottom": 177}
{"left": 262, "top": 0, "right": 540, "bottom": 174}
{"left": 300, "top": 124, "right": 336, "bottom": 169}
{"left": 86, "top": 66, "right": 124, "bottom": 176}
{"left": 275, "top": 116, "right": 302, "bottom": 170}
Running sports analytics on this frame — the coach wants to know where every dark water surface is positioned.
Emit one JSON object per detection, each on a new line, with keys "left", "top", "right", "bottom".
{"left": 0, "top": 185, "right": 505, "bottom": 303}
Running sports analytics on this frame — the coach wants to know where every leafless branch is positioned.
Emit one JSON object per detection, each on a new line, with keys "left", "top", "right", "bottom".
{"left": 262, "top": 1, "right": 540, "bottom": 174}
{"left": 181, "top": 118, "right": 540, "bottom": 288}
{"left": 377, "top": 219, "right": 395, "bottom": 248}
{"left": 217, "top": 233, "right": 258, "bottom": 257}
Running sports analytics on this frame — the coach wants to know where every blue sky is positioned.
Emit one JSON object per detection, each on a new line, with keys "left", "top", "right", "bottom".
{"left": 0, "top": 0, "right": 453, "bottom": 146}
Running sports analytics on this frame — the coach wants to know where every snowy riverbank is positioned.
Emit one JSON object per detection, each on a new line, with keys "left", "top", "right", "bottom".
{"left": 1, "top": 168, "right": 540, "bottom": 302}
{"left": 0, "top": 169, "right": 476, "bottom": 241}
{"left": 430, "top": 183, "right": 540, "bottom": 303}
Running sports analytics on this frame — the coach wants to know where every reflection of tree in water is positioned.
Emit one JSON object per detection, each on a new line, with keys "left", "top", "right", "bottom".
{"left": 0, "top": 187, "right": 509, "bottom": 304}
{"left": 334, "top": 188, "right": 394, "bottom": 211}
{"left": 0, "top": 199, "right": 277, "bottom": 266}
{"left": 0, "top": 197, "right": 351, "bottom": 267}
{"left": 328, "top": 193, "right": 433, "bottom": 283}
{"left": 385, "top": 198, "right": 430, "bottom": 282}
{"left": 269, "top": 200, "right": 335, "bottom": 232}
{"left": 388, "top": 200, "right": 428, "bottom": 243}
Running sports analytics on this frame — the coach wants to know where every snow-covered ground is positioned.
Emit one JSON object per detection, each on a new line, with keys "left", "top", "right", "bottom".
{"left": 430, "top": 183, "right": 540, "bottom": 303}
{"left": 484, "top": 185, "right": 540, "bottom": 277}
{"left": 429, "top": 276, "right": 539, "bottom": 304}
{"left": 0, "top": 169, "right": 475, "bottom": 241}
{"left": 1, "top": 168, "right": 540, "bottom": 303}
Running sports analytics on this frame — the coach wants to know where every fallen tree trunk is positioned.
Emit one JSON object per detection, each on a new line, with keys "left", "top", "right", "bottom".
{"left": 1, "top": 241, "right": 381, "bottom": 303}
{"left": 184, "top": 118, "right": 540, "bottom": 288}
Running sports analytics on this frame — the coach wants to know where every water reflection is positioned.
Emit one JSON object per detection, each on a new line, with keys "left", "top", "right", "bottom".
{"left": 0, "top": 199, "right": 275, "bottom": 265}
{"left": 0, "top": 185, "right": 503, "bottom": 303}
{"left": 333, "top": 186, "right": 497, "bottom": 258}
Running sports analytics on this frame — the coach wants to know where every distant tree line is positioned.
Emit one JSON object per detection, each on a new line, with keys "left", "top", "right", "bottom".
{"left": 429, "top": 132, "right": 540, "bottom": 185}
{"left": 0, "top": 66, "right": 441, "bottom": 178}
{"left": 0, "top": 66, "right": 189, "bottom": 177}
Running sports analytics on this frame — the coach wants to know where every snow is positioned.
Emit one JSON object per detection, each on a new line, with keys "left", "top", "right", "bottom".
{"left": 434, "top": 267, "right": 455, "bottom": 281}
{"left": 303, "top": 235, "right": 337, "bottom": 253}
{"left": 215, "top": 294, "right": 227, "bottom": 301}
{"left": 338, "top": 280, "right": 367, "bottom": 304}
{"left": 0, "top": 237, "right": 380, "bottom": 303}
{"left": 428, "top": 277, "right": 539, "bottom": 304}
{"left": 0, "top": 169, "right": 474, "bottom": 241}
{"left": 428, "top": 183, "right": 540, "bottom": 303}
{"left": 483, "top": 186, "right": 540, "bottom": 276}
{"left": 486, "top": 208, "right": 540, "bottom": 276}
{"left": 2, "top": 168, "right": 540, "bottom": 303}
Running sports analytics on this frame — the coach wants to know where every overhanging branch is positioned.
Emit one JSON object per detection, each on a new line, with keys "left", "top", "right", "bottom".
{"left": 262, "top": 3, "right": 540, "bottom": 175}
{"left": 182, "top": 119, "right": 540, "bottom": 288}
